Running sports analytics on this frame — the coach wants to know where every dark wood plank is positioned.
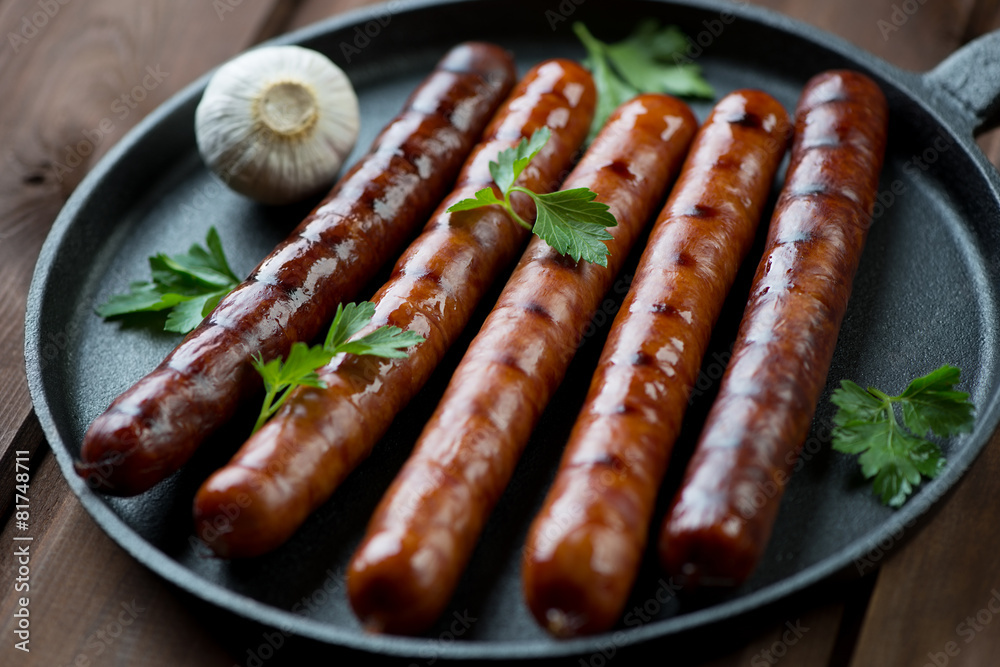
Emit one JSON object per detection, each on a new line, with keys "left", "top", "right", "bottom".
{"left": 285, "top": 0, "right": 382, "bottom": 31}
{"left": 0, "top": 454, "right": 236, "bottom": 666}
{"left": 0, "top": 0, "right": 298, "bottom": 508}
{"left": 849, "top": 437, "right": 1000, "bottom": 665}
{"left": 702, "top": 603, "right": 844, "bottom": 667}
{"left": 0, "top": 1, "right": 298, "bottom": 664}
{"left": 753, "top": 0, "right": 977, "bottom": 70}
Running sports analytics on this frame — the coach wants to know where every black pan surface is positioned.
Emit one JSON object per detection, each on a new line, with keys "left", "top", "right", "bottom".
{"left": 24, "top": 0, "right": 1000, "bottom": 660}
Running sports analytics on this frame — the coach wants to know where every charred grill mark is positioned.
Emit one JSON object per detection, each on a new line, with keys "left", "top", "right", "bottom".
{"left": 787, "top": 183, "right": 827, "bottom": 198}
{"left": 724, "top": 110, "right": 762, "bottom": 130}
{"left": 674, "top": 251, "right": 695, "bottom": 268}
{"left": 605, "top": 159, "right": 635, "bottom": 181}
{"left": 414, "top": 268, "right": 444, "bottom": 285}
{"left": 582, "top": 452, "right": 628, "bottom": 472}
{"left": 650, "top": 303, "right": 680, "bottom": 317}
{"left": 684, "top": 204, "right": 716, "bottom": 219}
{"left": 631, "top": 351, "right": 654, "bottom": 367}
{"left": 493, "top": 352, "right": 526, "bottom": 374}
{"left": 520, "top": 301, "right": 554, "bottom": 322}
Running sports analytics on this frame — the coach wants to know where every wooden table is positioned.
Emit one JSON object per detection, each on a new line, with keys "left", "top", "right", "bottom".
{"left": 2, "top": 1, "right": 1000, "bottom": 665}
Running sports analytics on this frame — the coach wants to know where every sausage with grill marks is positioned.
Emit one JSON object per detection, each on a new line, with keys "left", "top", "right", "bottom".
{"left": 192, "top": 58, "right": 597, "bottom": 559}
{"left": 346, "top": 93, "right": 698, "bottom": 636}
{"left": 659, "top": 71, "right": 888, "bottom": 588}
{"left": 76, "top": 43, "right": 516, "bottom": 496}
{"left": 522, "top": 90, "right": 792, "bottom": 636}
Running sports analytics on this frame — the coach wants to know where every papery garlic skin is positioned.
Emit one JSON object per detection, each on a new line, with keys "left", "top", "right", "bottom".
{"left": 195, "top": 45, "right": 360, "bottom": 205}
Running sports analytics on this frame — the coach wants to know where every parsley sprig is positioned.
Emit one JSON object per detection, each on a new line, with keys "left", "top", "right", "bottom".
{"left": 96, "top": 226, "right": 240, "bottom": 334}
{"left": 574, "top": 20, "right": 714, "bottom": 141}
{"left": 831, "top": 365, "right": 975, "bottom": 507}
{"left": 250, "top": 302, "right": 424, "bottom": 434}
{"left": 447, "top": 127, "right": 617, "bottom": 266}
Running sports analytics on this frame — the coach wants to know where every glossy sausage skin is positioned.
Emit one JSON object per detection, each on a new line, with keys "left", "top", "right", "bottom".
{"left": 346, "top": 94, "right": 698, "bottom": 635}
{"left": 192, "top": 59, "right": 597, "bottom": 558}
{"left": 659, "top": 71, "right": 888, "bottom": 587}
{"left": 76, "top": 43, "right": 517, "bottom": 496}
{"left": 523, "top": 90, "right": 793, "bottom": 637}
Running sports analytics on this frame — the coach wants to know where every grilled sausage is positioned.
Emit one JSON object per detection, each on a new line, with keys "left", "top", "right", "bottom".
{"left": 346, "top": 94, "right": 698, "bottom": 635}
{"left": 522, "top": 90, "right": 793, "bottom": 637}
{"left": 659, "top": 71, "right": 888, "bottom": 588}
{"left": 76, "top": 43, "right": 516, "bottom": 496}
{"left": 192, "top": 59, "right": 597, "bottom": 558}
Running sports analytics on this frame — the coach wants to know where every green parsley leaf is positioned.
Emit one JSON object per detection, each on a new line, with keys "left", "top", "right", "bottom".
{"left": 164, "top": 290, "right": 229, "bottom": 334}
{"left": 831, "top": 380, "right": 886, "bottom": 425}
{"left": 653, "top": 65, "right": 716, "bottom": 99}
{"left": 898, "top": 365, "right": 975, "bottom": 437}
{"left": 830, "top": 365, "right": 974, "bottom": 507}
{"left": 251, "top": 342, "right": 333, "bottom": 434}
{"left": 96, "top": 226, "right": 241, "bottom": 334}
{"left": 97, "top": 282, "right": 187, "bottom": 316}
{"left": 574, "top": 20, "right": 714, "bottom": 141}
{"left": 490, "top": 126, "right": 550, "bottom": 194}
{"left": 446, "top": 130, "right": 618, "bottom": 266}
{"left": 336, "top": 325, "right": 425, "bottom": 359}
{"left": 250, "top": 301, "right": 425, "bottom": 433}
{"left": 324, "top": 301, "right": 423, "bottom": 358}
{"left": 446, "top": 186, "right": 504, "bottom": 212}
{"left": 324, "top": 301, "right": 378, "bottom": 350}
{"left": 574, "top": 22, "right": 639, "bottom": 143}
{"left": 529, "top": 188, "right": 616, "bottom": 266}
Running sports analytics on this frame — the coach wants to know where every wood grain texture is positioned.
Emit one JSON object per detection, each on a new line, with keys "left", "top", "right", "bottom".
{"left": 848, "top": 438, "right": 1000, "bottom": 667}
{"left": 285, "top": 0, "right": 383, "bottom": 31}
{"left": 703, "top": 602, "right": 844, "bottom": 667}
{"left": 0, "top": 0, "right": 299, "bottom": 497}
{"left": 755, "top": 0, "right": 978, "bottom": 70}
{"left": 2, "top": 0, "right": 1000, "bottom": 665}
{"left": 0, "top": 454, "right": 235, "bottom": 667}
{"left": 0, "top": 0, "right": 300, "bottom": 664}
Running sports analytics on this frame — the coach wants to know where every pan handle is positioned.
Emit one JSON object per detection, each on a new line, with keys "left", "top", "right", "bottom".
{"left": 924, "top": 30, "right": 1000, "bottom": 136}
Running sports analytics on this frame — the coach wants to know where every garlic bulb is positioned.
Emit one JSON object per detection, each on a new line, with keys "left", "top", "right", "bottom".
{"left": 195, "top": 45, "right": 360, "bottom": 205}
